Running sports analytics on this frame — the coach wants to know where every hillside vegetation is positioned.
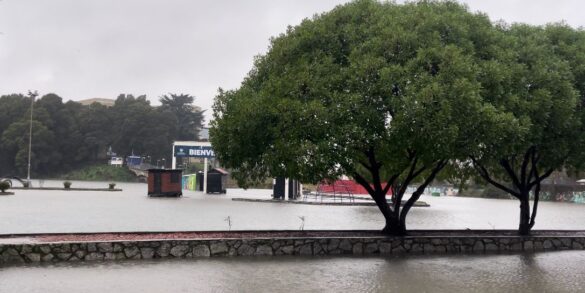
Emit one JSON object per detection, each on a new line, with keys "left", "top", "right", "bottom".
{"left": 61, "top": 165, "right": 138, "bottom": 182}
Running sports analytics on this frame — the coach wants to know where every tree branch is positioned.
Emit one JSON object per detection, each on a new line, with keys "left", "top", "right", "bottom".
{"left": 471, "top": 156, "right": 520, "bottom": 198}
{"left": 500, "top": 158, "right": 522, "bottom": 191}
{"left": 395, "top": 156, "right": 419, "bottom": 212}
{"left": 366, "top": 148, "right": 383, "bottom": 193}
{"left": 528, "top": 168, "right": 554, "bottom": 190}
{"left": 354, "top": 172, "right": 395, "bottom": 222}
{"left": 527, "top": 151, "right": 539, "bottom": 186}
{"left": 353, "top": 172, "right": 376, "bottom": 198}
{"left": 411, "top": 164, "right": 427, "bottom": 179}
{"left": 520, "top": 147, "right": 534, "bottom": 186}
{"left": 382, "top": 174, "right": 399, "bottom": 196}
{"left": 529, "top": 162, "right": 541, "bottom": 229}
{"left": 400, "top": 159, "right": 447, "bottom": 224}
{"left": 359, "top": 160, "right": 373, "bottom": 172}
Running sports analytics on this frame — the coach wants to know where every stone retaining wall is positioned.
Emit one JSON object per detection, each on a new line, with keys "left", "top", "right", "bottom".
{"left": 2, "top": 236, "right": 584, "bottom": 264}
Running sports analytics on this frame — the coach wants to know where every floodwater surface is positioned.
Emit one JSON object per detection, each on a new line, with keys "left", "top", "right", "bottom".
{"left": 1, "top": 251, "right": 585, "bottom": 292}
{"left": 2, "top": 180, "right": 585, "bottom": 233}
{"left": 3, "top": 181, "right": 585, "bottom": 292}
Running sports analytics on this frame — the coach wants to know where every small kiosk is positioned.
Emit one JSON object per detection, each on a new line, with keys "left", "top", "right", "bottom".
{"left": 273, "top": 177, "right": 302, "bottom": 200}
{"left": 182, "top": 173, "right": 197, "bottom": 191}
{"left": 148, "top": 169, "right": 183, "bottom": 197}
{"left": 207, "top": 168, "right": 229, "bottom": 194}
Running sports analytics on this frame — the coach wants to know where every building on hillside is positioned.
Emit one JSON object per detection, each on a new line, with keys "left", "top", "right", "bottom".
{"left": 78, "top": 98, "right": 116, "bottom": 107}
{"left": 109, "top": 157, "right": 123, "bottom": 167}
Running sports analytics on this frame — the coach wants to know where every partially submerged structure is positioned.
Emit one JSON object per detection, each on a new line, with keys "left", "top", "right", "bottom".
{"left": 147, "top": 169, "right": 182, "bottom": 197}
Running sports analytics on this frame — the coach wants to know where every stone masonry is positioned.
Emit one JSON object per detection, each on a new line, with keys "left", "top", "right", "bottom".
{"left": 1, "top": 236, "right": 584, "bottom": 264}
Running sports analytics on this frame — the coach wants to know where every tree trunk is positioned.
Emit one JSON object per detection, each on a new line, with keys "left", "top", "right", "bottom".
{"left": 354, "top": 171, "right": 404, "bottom": 236}
{"left": 472, "top": 152, "right": 554, "bottom": 236}
{"left": 529, "top": 179, "right": 541, "bottom": 229}
{"left": 398, "top": 160, "right": 446, "bottom": 235}
{"left": 370, "top": 190, "right": 404, "bottom": 235}
{"left": 382, "top": 215, "right": 405, "bottom": 235}
{"left": 518, "top": 194, "right": 531, "bottom": 236}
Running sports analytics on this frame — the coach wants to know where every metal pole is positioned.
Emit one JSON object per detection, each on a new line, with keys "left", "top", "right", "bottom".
{"left": 27, "top": 92, "right": 36, "bottom": 181}
{"left": 171, "top": 142, "right": 177, "bottom": 169}
{"left": 203, "top": 158, "right": 208, "bottom": 193}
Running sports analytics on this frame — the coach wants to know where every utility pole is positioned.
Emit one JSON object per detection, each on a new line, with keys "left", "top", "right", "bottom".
{"left": 27, "top": 91, "right": 38, "bottom": 182}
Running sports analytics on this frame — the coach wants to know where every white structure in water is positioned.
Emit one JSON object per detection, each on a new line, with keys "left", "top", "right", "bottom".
{"left": 172, "top": 141, "right": 214, "bottom": 193}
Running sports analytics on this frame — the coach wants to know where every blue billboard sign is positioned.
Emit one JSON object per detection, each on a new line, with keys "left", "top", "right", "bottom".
{"left": 174, "top": 145, "right": 215, "bottom": 158}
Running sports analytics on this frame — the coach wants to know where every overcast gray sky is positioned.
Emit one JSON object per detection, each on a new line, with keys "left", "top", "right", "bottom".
{"left": 1, "top": 0, "right": 584, "bottom": 123}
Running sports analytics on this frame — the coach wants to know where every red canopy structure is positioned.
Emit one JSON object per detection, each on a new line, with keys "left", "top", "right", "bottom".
{"left": 317, "top": 180, "right": 392, "bottom": 196}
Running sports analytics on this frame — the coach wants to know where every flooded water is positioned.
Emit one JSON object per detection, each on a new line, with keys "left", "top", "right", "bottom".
{"left": 3, "top": 180, "right": 585, "bottom": 292}
{"left": 2, "top": 180, "right": 585, "bottom": 234}
{"left": 2, "top": 251, "right": 585, "bottom": 292}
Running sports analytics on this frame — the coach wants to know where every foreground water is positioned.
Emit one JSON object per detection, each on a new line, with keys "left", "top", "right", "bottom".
{"left": 2, "top": 180, "right": 585, "bottom": 233}
{"left": 1, "top": 251, "right": 584, "bottom": 292}
{"left": 3, "top": 180, "right": 585, "bottom": 292}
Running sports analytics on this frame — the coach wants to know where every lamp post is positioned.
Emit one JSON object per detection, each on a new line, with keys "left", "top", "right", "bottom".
{"left": 27, "top": 91, "right": 38, "bottom": 182}
{"left": 162, "top": 158, "right": 166, "bottom": 169}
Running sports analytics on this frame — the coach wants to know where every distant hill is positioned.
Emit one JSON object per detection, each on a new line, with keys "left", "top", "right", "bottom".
{"left": 78, "top": 98, "right": 115, "bottom": 107}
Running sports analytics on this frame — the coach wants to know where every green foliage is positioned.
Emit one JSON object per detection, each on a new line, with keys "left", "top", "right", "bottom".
{"left": 468, "top": 22, "right": 585, "bottom": 234}
{"left": 211, "top": 0, "right": 585, "bottom": 235}
{"left": 63, "top": 181, "right": 72, "bottom": 188}
{"left": 1, "top": 120, "right": 59, "bottom": 175}
{"left": 0, "top": 181, "right": 9, "bottom": 192}
{"left": 62, "top": 165, "right": 138, "bottom": 182}
{"left": 0, "top": 92, "right": 204, "bottom": 178}
{"left": 473, "top": 24, "right": 581, "bottom": 172}
{"left": 217, "top": 1, "right": 480, "bottom": 178}
{"left": 159, "top": 94, "right": 205, "bottom": 141}
{"left": 211, "top": 0, "right": 505, "bottom": 233}
{"left": 109, "top": 94, "right": 172, "bottom": 161}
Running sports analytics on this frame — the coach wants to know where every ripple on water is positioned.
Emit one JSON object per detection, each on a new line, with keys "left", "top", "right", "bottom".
{"left": 2, "top": 252, "right": 585, "bottom": 292}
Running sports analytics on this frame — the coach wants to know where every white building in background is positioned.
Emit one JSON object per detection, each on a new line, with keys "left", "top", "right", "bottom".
{"left": 78, "top": 98, "right": 116, "bottom": 107}
{"left": 109, "top": 157, "right": 123, "bottom": 167}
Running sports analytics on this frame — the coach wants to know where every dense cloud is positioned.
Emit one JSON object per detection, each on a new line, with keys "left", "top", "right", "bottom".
{"left": 0, "top": 0, "right": 584, "bottom": 122}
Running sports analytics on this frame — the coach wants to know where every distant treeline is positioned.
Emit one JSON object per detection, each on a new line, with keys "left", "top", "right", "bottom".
{"left": 0, "top": 93, "right": 204, "bottom": 178}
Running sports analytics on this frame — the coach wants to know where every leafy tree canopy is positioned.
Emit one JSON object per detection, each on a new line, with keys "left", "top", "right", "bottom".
{"left": 0, "top": 92, "right": 204, "bottom": 178}
{"left": 470, "top": 23, "right": 585, "bottom": 234}
{"left": 159, "top": 93, "right": 205, "bottom": 141}
{"left": 211, "top": 0, "right": 509, "bottom": 234}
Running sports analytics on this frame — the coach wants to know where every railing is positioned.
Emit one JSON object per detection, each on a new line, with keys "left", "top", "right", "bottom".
{"left": 304, "top": 181, "right": 355, "bottom": 203}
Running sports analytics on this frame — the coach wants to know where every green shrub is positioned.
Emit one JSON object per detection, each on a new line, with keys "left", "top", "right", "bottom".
{"left": 63, "top": 181, "right": 72, "bottom": 189}
{"left": 0, "top": 181, "right": 9, "bottom": 192}
{"left": 61, "top": 165, "right": 138, "bottom": 182}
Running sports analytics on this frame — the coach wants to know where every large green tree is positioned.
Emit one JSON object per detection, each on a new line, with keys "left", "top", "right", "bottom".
{"left": 1, "top": 120, "right": 59, "bottom": 176}
{"left": 0, "top": 94, "right": 30, "bottom": 175}
{"left": 110, "top": 94, "right": 177, "bottom": 163}
{"left": 211, "top": 0, "right": 503, "bottom": 235}
{"left": 159, "top": 93, "right": 204, "bottom": 141}
{"left": 470, "top": 24, "right": 585, "bottom": 235}
{"left": 76, "top": 102, "right": 112, "bottom": 162}
{"left": 0, "top": 92, "right": 202, "bottom": 178}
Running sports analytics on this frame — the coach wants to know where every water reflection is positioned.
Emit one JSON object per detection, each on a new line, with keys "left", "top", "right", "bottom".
{"left": 2, "top": 252, "right": 585, "bottom": 292}
{"left": 3, "top": 180, "right": 585, "bottom": 234}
